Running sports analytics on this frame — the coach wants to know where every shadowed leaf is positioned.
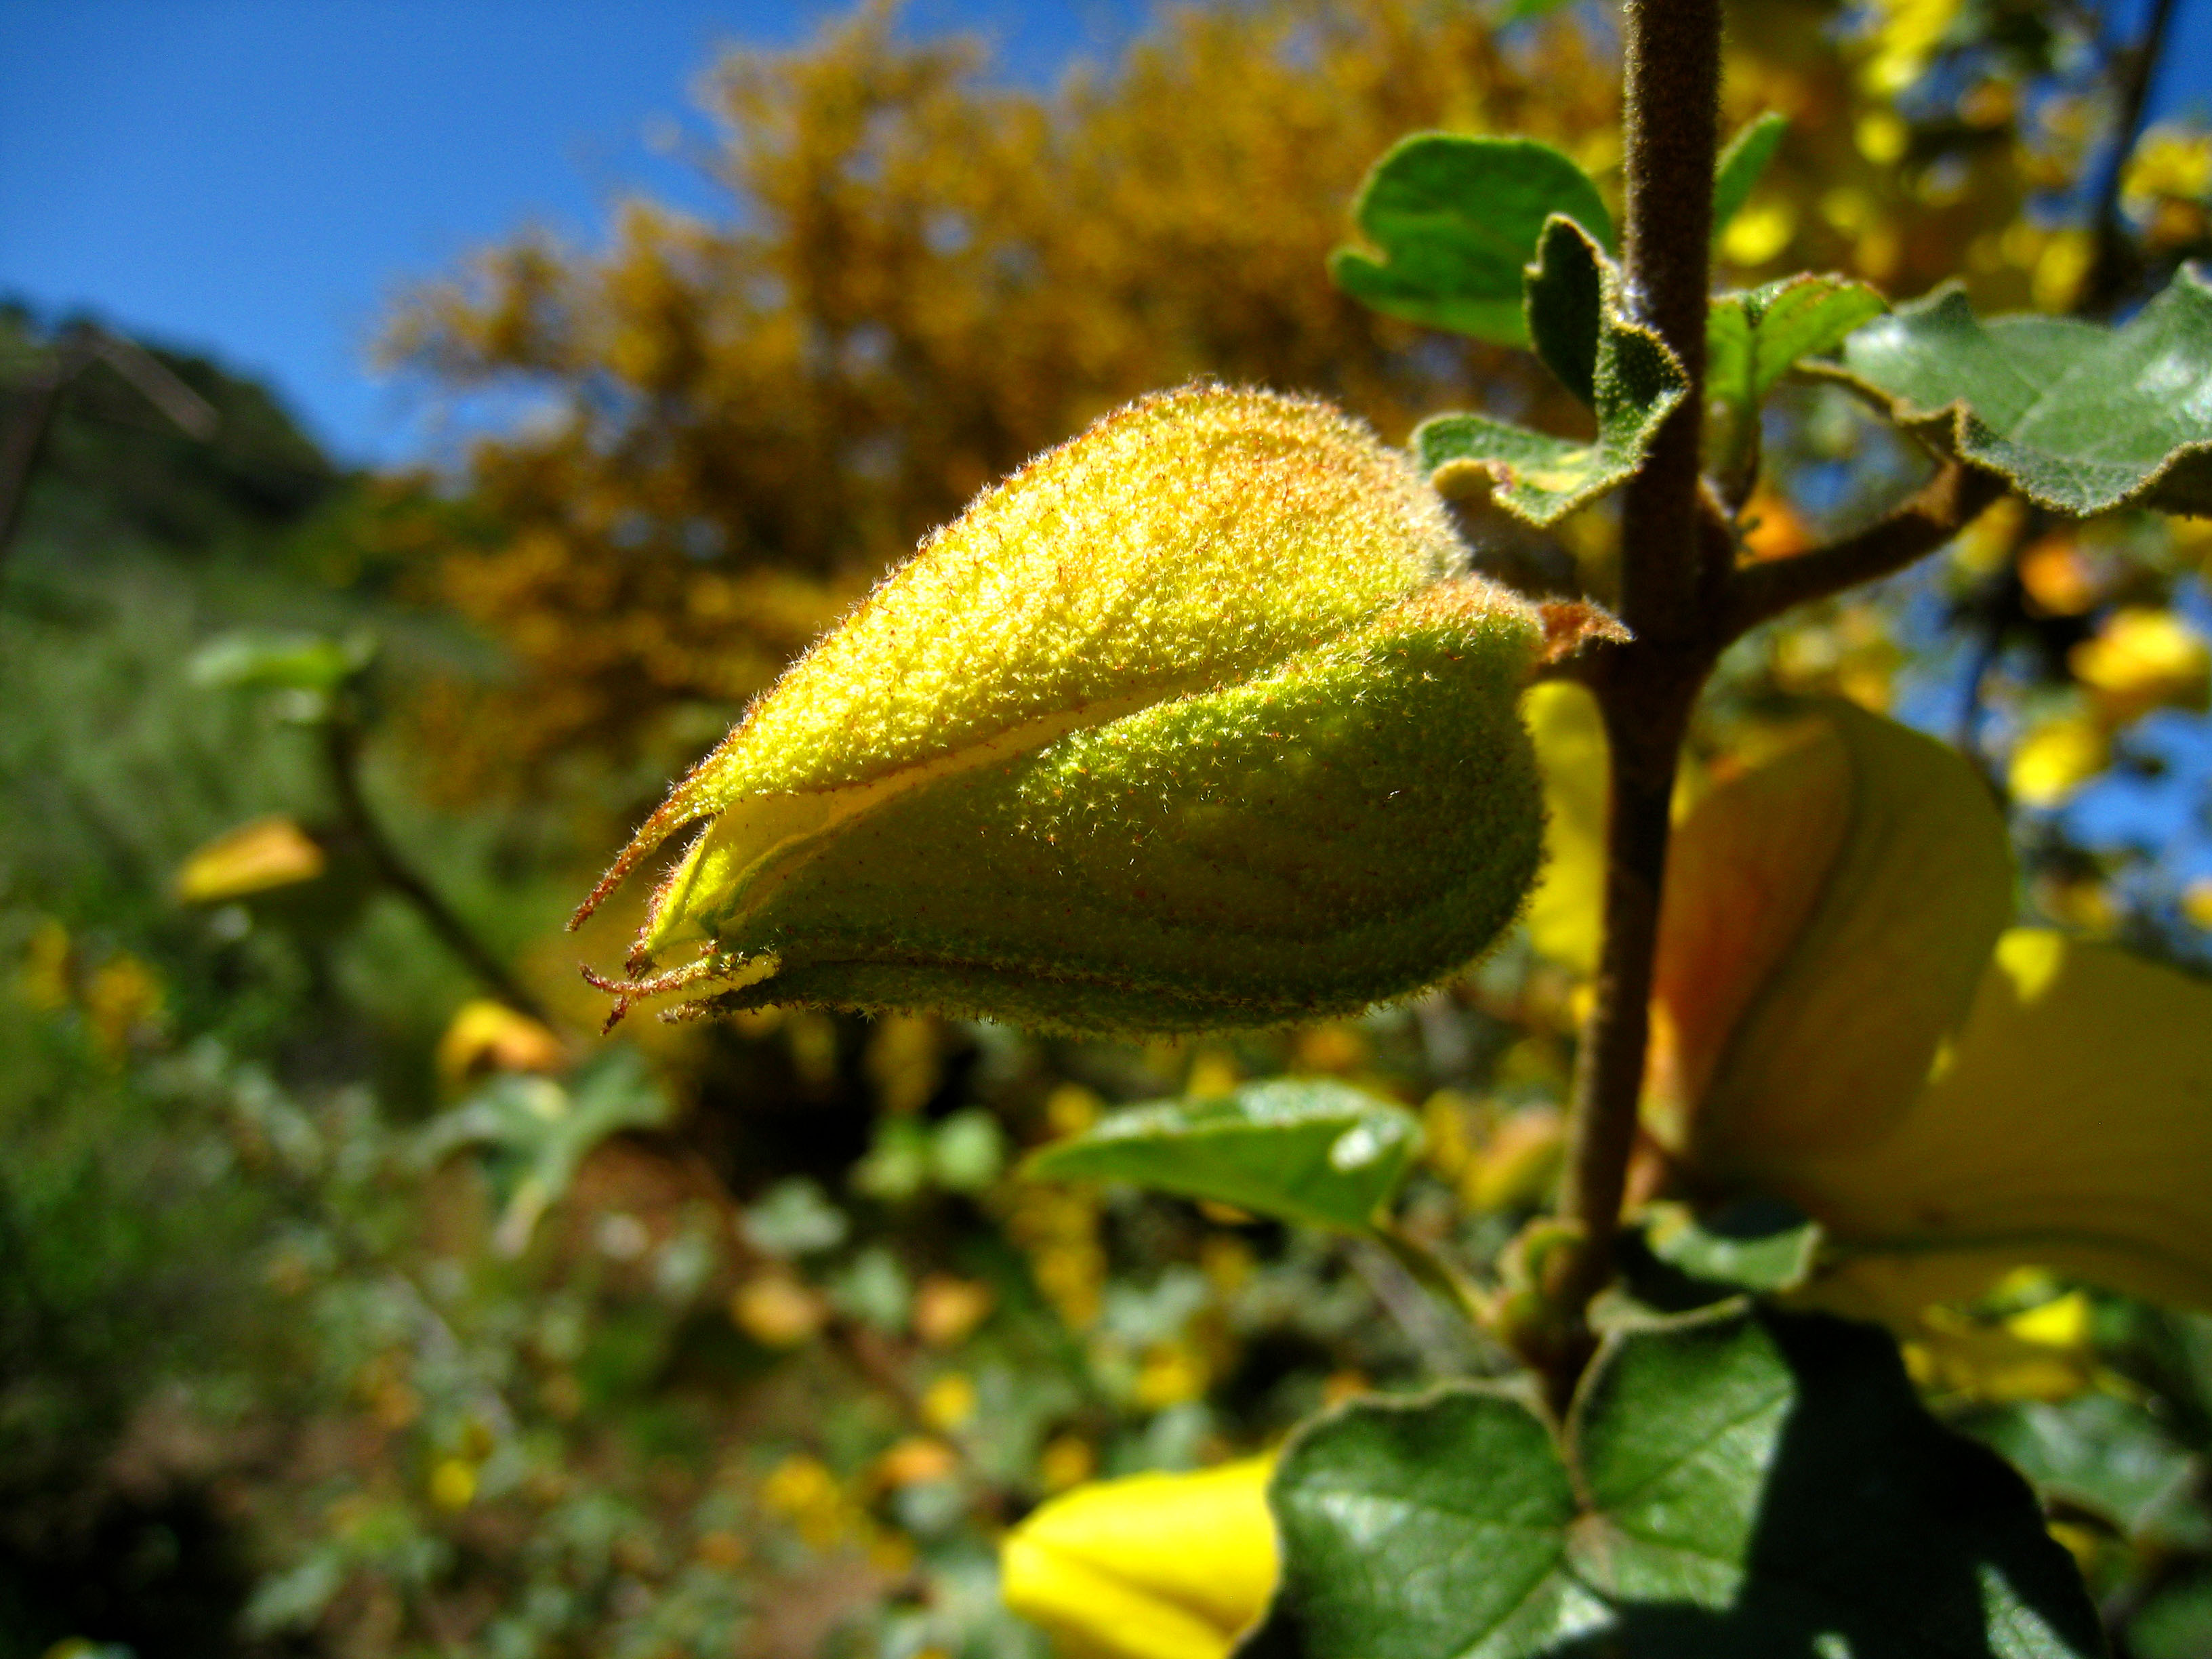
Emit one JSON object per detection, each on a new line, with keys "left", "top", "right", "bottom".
{"left": 1244, "top": 1306, "right": 2101, "bottom": 1659}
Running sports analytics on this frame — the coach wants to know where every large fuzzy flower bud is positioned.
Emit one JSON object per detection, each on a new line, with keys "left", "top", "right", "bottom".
{"left": 574, "top": 386, "right": 1580, "bottom": 1036}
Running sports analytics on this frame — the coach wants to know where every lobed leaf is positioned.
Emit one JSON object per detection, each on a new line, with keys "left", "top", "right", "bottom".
{"left": 1022, "top": 1079, "right": 1422, "bottom": 1235}
{"left": 1829, "top": 267, "right": 2212, "bottom": 516}
{"left": 1414, "top": 218, "right": 1685, "bottom": 525}
{"left": 1329, "top": 135, "right": 1614, "bottom": 346}
{"left": 1245, "top": 1306, "right": 2102, "bottom": 1659}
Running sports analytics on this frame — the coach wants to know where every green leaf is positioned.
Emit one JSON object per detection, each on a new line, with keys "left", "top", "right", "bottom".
{"left": 1641, "top": 1197, "right": 1824, "bottom": 1294}
{"left": 189, "top": 629, "right": 377, "bottom": 696}
{"left": 1710, "top": 275, "right": 1889, "bottom": 410}
{"left": 1414, "top": 225, "right": 1686, "bottom": 525}
{"left": 1245, "top": 1305, "right": 2102, "bottom": 1659}
{"left": 1330, "top": 134, "right": 1614, "bottom": 346}
{"left": 1706, "top": 274, "right": 1887, "bottom": 496}
{"left": 1971, "top": 1393, "right": 2212, "bottom": 1550}
{"left": 1021, "top": 1078, "right": 1422, "bottom": 1235}
{"left": 414, "top": 1047, "right": 675, "bottom": 1256}
{"left": 1711, "top": 112, "right": 1788, "bottom": 239}
{"left": 1525, "top": 215, "right": 1604, "bottom": 405}
{"left": 1829, "top": 267, "right": 2212, "bottom": 515}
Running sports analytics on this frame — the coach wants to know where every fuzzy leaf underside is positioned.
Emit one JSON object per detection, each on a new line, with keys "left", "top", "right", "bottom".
{"left": 1830, "top": 268, "right": 2212, "bottom": 516}
{"left": 1330, "top": 134, "right": 1615, "bottom": 346}
{"left": 1022, "top": 1079, "right": 1423, "bottom": 1235}
{"left": 1242, "top": 1305, "right": 2102, "bottom": 1659}
{"left": 1414, "top": 218, "right": 1686, "bottom": 526}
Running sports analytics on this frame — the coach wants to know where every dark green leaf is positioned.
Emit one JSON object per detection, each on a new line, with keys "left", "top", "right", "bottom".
{"left": 1830, "top": 267, "right": 2212, "bottom": 515}
{"left": 1246, "top": 1306, "right": 2102, "bottom": 1659}
{"left": 1020, "top": 1078, "right": 1421, "bottom": 1235}
{"left": 1330, "top": 134, "right": 1614, "bottom": 346}
{"left": 1641, "top": 1197, "right": 1823, "bottom": 1293}
{"left": 1711, "top": 113, "right": 1788, "bottom": 240}
{"left": 1971, "top": 1393, "right": 2211, "bottom": 1549}
{"left": 1415, "top": 231, "right": 1685, "bottom": 525}
{"left": 1525, "top": 215, "right": 1604, "bottom": 405}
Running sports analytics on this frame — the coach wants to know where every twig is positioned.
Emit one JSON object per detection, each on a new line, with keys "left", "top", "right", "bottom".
{"left": 1721, "top": 462, "right": 2007, "bottom": 641}
{"left": 321, "top": 718, "right": 557, "bottom": 1027}
{"left": 1551, "top": 0, "right": 1725, "bottom": 1365}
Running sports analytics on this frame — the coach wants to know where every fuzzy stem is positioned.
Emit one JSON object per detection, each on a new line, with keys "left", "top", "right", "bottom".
{"left": 1551, "top": 0, "right": 1725, "bottom": 1344}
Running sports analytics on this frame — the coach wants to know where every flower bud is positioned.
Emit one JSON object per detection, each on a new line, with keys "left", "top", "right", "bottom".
{"left": 575, "top": 386, "right": 1573, "bottom": 1036}
{"left": 1000, "top": 1457, "right": 1277, "bottom": 1659}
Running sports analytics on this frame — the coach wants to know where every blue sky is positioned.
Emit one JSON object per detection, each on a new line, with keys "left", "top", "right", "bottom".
{"left": 0, "top": 1, "right": 1147, "bottom": 463}
{"left": 3, "top": 1, "right": 2210, "bottom": 465}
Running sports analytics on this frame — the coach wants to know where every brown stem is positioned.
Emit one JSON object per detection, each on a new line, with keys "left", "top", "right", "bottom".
{"left": 1551, "top": 0, "right": 1725, "bottom": 1345}
{"left": 1721, "top": 462, "right": 2007, "bottom": 642}
{"left": 322, "top": 718, "right": 557, "bottom": 1027}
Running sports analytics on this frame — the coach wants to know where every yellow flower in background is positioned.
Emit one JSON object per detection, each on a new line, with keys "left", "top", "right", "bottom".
{"left": 577, "top": 386, "right": 1584, "bottom": 1038}
{"left": 1541, "top": 698, "right": 2212, "bottom": 1323}
{"left": 1860, "top": 0, "right": 1962, "bottom": 95}
{"left": 436, "top": 999, "right": 567, "bottom": 1085}
{"left": 175, "top": 815, "right": 327, "bottom": 904}
{"left": 1002, "top": 1458, "right": 1277, "bottom": 1659}
{"left": 2069, "top": 607, "right": 2211, "bottom": 726}
{"left": 2008, "top": 714, "right": 2108, "bottom": 808}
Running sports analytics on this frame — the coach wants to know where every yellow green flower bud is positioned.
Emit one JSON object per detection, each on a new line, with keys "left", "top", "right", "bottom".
{"left": 575, "top": 386, "right": 1578, "bottom": 1036}
{"left": 1000, "top": 1457, "right": 1277, "bottom": 1659}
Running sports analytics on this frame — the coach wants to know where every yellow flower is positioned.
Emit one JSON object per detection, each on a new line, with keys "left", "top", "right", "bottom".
{"left": 2009, "top": 713, "right": 2108, "bottom": 808}
{"left": 175, "top": 815, "right": 326, "bottom": 904}
{"left": 576, "top": 386, "right": 1579, "bottom": 1037}
{"left": 2069, "top": 606, "right": 2211, "bottom": 726}
{"left": 1632, "top": 703, "right": 2212, "bottom": 1320}
{"left": 436, "top": 999, "right": 567, "bottom": 1084}
{"left": 1001, "top": 1458, "right": 1277, "bottom": 1659}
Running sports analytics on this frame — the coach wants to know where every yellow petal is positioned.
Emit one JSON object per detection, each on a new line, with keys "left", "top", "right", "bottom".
{"left": 1782, "top": 930, "right": 2212, "bottom": 1317}
{"left": 1523, "top": 681, "right": 1607, "bottom": 975}
{"left": 175, "top": 815, "right": 326, "bottom": 904}
{"left": 436, "top": 1000, "right": 567, "bottom": 1084}
{"left": 1001, "top": 1458, "right": 1277, "bottom": 1659}
{"left": 1646, "top": 719, "right": 1851, "bottom": 1151}
{"left": 1672, "top": 704, "right": 2013, "bottom": 1172}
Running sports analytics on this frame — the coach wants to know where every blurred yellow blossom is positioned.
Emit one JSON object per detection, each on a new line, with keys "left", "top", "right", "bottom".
{"left": 2010, "top": 714, "right": 2108, "bottom": 808}
{"left": 1002, "top": 1458, "right": 1277, "bottom": 1659}
{"left": 436, "top": 999, "right": 566, "bottom": 1084}
{"left": 2070, "top": 607, "right": 2211, "bottom": 724}
{"left": 175, "top": 814, "right": 326, "bottom": 904}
